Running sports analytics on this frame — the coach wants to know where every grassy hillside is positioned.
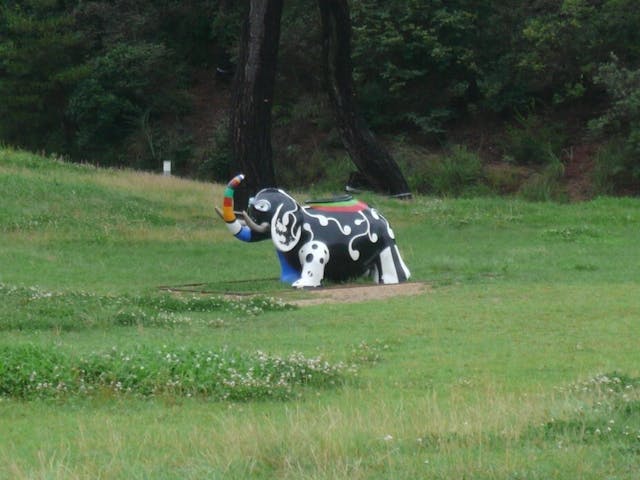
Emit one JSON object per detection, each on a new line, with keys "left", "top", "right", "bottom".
{"left": 0, "top": 148, "right": 226, "bottom": 291}
{"left": 1, "top": 148, "right": 640, "bottom": 479}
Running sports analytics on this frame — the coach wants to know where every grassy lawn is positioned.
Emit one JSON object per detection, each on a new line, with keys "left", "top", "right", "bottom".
{"left": 1, "top": 148, "right": 640, "bottom": 479}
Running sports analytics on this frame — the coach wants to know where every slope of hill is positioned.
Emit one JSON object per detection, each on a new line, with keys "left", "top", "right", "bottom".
{"left": 0, "top": 148, "right": 245, "bottom": 292}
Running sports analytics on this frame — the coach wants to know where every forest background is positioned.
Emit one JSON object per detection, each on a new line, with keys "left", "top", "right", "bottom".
{"left": 1, "top": 0, "right": 639, "bottom": 199}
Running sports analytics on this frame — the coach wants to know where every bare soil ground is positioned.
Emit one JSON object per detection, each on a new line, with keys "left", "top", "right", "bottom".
{"left": 563, "top": 144, "right": 597, "bottom": 201}
{"left": 284, "top": 282, "right": 429, "bottom": 306}
{"left": 160, "top": 281, "right": 430, "bottom": 306}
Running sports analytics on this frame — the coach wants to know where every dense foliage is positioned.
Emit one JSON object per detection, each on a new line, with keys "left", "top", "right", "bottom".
{"left": 1, "top": 0, "right": 639, "bottom": 193}
{"left": 350, "top": 1, "right": 640, "bottom": 128}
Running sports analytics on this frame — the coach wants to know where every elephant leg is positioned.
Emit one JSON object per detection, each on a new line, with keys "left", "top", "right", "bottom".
{"left": 369, "top": 263, "right": 380, "bottom": 284}
{"left": 394, "top": 245, "right": 411, "bottom": 281}
{"left": 292, "top": 241, "right": 330, "bottom": 288}
{"left": 276, "top": 250, "right": 300, "bottom": 284}
{"left": 377, "top": 245, "right": 411, "bottom": 284}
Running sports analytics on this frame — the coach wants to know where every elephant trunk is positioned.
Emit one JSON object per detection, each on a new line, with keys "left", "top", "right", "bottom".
{"left": 218, "top": 174, "right": 253, "bottom": 242}
{"left": 222, "top": 174, "right": 244, "bottom": 223}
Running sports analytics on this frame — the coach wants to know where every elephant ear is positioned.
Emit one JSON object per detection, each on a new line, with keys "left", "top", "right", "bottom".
{"left": 271, "top": 203, "right": 302, "bottom": 252}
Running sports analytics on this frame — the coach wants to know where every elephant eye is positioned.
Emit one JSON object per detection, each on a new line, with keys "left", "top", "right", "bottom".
{"left": 254, "top": 199, "right": 271, "bottom": 212}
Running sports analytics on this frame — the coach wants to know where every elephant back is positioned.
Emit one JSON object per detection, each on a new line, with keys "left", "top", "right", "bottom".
{"left": 305, "top": 195, "right": 369, "bottom": 213}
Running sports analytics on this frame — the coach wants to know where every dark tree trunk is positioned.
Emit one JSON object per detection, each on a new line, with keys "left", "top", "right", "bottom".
{"left": 318, "top": 0, "right": 411, "bottom": 198}
{"left": 230, "top": 0, "right": 283, "bottom": 194}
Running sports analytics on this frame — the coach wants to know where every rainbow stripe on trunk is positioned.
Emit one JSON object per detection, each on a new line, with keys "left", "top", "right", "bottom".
{"left": 223, "top": 174, "right": 244, "bottom": 222}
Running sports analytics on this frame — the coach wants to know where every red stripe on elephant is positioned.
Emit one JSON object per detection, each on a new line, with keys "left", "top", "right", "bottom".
{"left": 307, "top": 201, "right": 368, "bottom": 213}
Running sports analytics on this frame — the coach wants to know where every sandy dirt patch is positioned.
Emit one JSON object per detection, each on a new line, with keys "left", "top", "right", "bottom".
{"left": 284, "top": 282, "right": 429, "bottom": 306}
{"left": 160, "top": 281, "right": 429, "bottom": 306}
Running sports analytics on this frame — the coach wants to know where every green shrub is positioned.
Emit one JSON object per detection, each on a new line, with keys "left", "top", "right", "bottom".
{"left": 275, "top": 145, "right": 354, "bottom": 192}
{"left": 413, "top": 146, "right": 484, "bottom": 197}
{"left": 589, "top": 57, "right": 640, "bottom": 194}
{"left": 590, "top": 57, "right": 640, "bottom": 152}
{"left": 67, "top": 42, "right": 188, "bottom": 164}
{"left": 591, "top": 141, "right": 640, "bottom": 195}
{"left": 350, "top": 2, "right": 475, "bottom": 131}
{"left": 518, "top": 157, "right": 566, "bottom": 202}
{"left": 501, "top": 111, "right": 566, "bottom": 165}
{"left": 484, "top": 163, "right": 532, "bottom": 195}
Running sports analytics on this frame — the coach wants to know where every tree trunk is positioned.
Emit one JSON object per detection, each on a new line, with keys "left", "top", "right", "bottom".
{"left": 230, "top": 0, "right": 283, "bottom": 195}
{"left": 318, "top": 0, "right": 411, "bottom": 198}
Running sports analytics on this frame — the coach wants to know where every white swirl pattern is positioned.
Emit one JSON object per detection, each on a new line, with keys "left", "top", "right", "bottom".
{"left": 347, "top": 211, "right": 382, "bottom": 261}
{"left": 303, "top": 209, "right": 352, "bottom": 235}
{"left": 272, "top": 203, "right": 301, "bottom": 252}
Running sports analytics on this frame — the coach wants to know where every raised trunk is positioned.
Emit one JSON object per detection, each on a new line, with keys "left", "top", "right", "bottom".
{"left": 318, "top": 0, "right": 411, "bottom": 198}
{"left": 218, "top": 174, "right": 269, "bottom": 242}
{"left": 220, "top": 174, "right": 248, "bottom": 239}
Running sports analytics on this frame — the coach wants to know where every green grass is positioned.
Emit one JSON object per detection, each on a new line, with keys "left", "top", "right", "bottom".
{"left": 1, "top": 147, "right": 640, "bottom": 478}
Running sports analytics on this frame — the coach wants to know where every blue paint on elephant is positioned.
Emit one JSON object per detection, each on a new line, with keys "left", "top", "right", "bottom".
{"left": 234, "top": 225, "right": 253, "bottom": 242}
{"left": 276, "top": 251, "right": 300, "bottom": 283}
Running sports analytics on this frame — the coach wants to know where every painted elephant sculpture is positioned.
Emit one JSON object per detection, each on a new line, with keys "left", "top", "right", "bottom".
{"left": 216, "top": 174, "right": 411, "bottom": 288}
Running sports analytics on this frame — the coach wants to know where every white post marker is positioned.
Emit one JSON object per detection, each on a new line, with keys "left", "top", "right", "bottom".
{"left": 163, "top": 161, "right": 172, "bottom": 176}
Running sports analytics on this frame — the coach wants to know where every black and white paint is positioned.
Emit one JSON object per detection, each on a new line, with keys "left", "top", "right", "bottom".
{"left": 233, "top": 186, "right": 411, "bottom": 288}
